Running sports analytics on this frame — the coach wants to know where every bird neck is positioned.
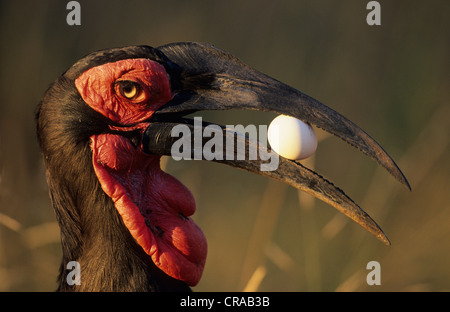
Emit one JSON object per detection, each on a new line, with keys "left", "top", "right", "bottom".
{"left": 46, "top": 153, "right": 190, "bottom": 292}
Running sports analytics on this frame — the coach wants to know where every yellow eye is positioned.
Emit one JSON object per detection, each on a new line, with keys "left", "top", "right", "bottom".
{"left": 121, "top": 83, "right": 137, "bottom": 99}
{"left": 116, "top": 80, "right": 144, "bottom": 101}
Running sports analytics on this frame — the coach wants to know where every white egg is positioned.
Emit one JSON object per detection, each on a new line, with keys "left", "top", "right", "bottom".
{"left": 267, "top": 115, "right": 317, "bottom": 160}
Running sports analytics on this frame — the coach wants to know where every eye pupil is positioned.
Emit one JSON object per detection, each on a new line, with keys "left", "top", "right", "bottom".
{"left": 117, "top": 80, "right": 141, "bottom": 100}
{"left": 123, "top": 85, "right": 133, "bottom": 93}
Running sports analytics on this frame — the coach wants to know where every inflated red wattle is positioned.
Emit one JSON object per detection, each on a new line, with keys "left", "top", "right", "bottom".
{"left": 90, "top": 133, "right": 207, "bottom": 286}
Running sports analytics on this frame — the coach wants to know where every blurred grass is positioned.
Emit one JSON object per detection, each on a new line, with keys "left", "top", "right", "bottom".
{"left": 0, "top": 0, "right": 449, "bottom": 291}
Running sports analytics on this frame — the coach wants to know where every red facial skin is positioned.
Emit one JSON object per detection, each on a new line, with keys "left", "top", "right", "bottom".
{"left": 75, "top": 59, "right": 207, "bottom": 286}
{"left": 75, "top": 58, "right": 172, "bottom": 124}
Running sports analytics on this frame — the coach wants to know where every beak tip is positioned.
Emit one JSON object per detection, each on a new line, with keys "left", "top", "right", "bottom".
{"left": 396, "top": 169, "right": 412, "bottom": 192}
{"left": 405, "top": 179, "right": 412, "bottom": 192}
{"left": 379, "top": 234, "right": 391, "bottom": 246}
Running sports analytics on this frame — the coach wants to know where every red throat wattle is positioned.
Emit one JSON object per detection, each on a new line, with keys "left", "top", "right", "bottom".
{"left": 75, "top": 59, "right": 207, "bottom": 286}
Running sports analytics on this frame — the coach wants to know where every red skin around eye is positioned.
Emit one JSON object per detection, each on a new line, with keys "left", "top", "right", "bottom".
{"left": 75, "top": 58, "right": 172, "bottom": 125}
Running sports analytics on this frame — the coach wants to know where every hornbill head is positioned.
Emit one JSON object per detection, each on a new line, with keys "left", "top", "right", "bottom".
{"left": 36, "top": 42, "right": 410, "bottom": 291}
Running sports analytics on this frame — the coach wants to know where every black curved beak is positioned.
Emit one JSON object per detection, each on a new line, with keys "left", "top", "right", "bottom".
{"left": 142, "top": 42, "right": 410, "bottom": 245}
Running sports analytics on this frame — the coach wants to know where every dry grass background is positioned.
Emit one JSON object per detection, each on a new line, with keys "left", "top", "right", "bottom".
{"left": 0, "top": 0, "right": 449, "bottom": 291}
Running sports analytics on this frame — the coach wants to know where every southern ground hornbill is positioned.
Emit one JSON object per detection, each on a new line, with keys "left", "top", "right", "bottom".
{"left": 36, "top": 42, "right": 410, "bottom": 291}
